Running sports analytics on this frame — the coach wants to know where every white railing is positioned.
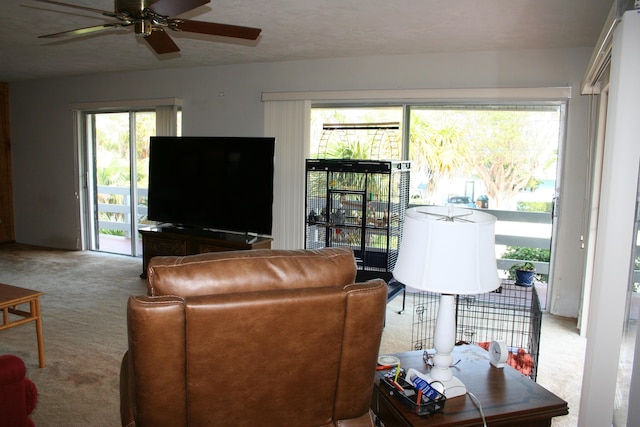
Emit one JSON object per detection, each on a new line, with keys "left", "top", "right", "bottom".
{"left": 97, "top": 186, "right": 150, "bottom": 238}
{"left": 98, "top": 185, "right": 551, "bottom": 274}
{"left": 99, "top": 185, "right": 551, "bottom": 274}
{"left": 488, "top": 209, "right": 552, "bottom": 276}
{"left": 96, "top": 189, "right": 640, "bottom": 292}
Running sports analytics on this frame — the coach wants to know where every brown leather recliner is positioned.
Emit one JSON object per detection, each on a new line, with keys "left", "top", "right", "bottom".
{"left": 120, "top": 247, "right": 387, "bottom": 427}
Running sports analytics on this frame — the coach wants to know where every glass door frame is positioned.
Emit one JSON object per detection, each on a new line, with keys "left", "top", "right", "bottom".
{"left": 310, "top": 101, "right": 567, "bottom": 310}
{"left": 73, "top": 98, "right": 182, "bottom": 255}
{"left": 81, "top": 109, "right": 151, "bottom": 256}
{"left": 578, "top": 10, "right": 640, "bottom": 425}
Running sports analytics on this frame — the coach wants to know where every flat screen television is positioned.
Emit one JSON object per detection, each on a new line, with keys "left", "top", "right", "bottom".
{"left": 147, "top": 136, "right": 275, "bottom": 236}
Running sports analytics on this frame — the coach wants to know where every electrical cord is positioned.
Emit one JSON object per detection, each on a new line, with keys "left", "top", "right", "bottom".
{"left": 466, "top": 391, "right": 488, "bottom": 427}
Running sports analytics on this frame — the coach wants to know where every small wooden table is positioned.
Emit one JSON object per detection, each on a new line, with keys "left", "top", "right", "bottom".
{"left": 371, "top": 345, "right": 568, "bottom": 427}
{"left": 0, "top": 283, "right": 45, "bottom": 368}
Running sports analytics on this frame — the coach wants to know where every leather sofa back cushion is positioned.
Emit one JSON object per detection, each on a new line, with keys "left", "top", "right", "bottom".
{"left": 185, "top": 287, "right": 346, "bottom": 426}
{"left": 127, "top": 280, "right": 387, "bottom": 426}
{"left": 146, "top": 247, "right": 358, "bottom": 297}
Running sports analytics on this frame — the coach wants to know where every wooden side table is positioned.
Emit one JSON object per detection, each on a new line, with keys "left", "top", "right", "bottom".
{"left": 0, "top": 283, "right": 45, "bottom": 368}
{"left": 371, "top": 345, "right": 568, "bottom": 427}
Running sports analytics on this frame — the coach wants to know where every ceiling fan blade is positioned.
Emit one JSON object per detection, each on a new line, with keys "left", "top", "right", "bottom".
{"left": 174, "top": 19, "right": 261, "bottom": 40}
{"left": 144, "top": 29, "right": 180, "bottom": 54}
{"left": 150, "top": 0, "right": 210, "bottom": 17}
{"left": 34, "top": 0, "right": 115, "bottom": 17}
{"left": 38, "top": 23, "right": 123, "bottom": 38}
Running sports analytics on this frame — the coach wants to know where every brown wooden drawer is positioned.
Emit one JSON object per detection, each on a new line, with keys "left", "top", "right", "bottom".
{"left": 196, "top": 243, "right": 243, "bottom": 253}
{"left": 145, "top": 237, "right": 188, "bottom": 256}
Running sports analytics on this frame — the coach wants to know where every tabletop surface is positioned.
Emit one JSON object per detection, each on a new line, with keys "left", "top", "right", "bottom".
{"left": 374, "top": 345, "right": 568, "bottom": 426}
{"left": 0, "top": 282, "right": 43, "bottom": 303}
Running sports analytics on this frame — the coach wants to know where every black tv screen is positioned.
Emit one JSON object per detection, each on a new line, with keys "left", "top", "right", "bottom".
{"left": 147, "top": 136, "right": 275, "bottom": 236}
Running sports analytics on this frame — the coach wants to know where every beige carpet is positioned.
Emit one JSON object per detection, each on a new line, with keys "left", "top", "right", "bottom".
{"left": 0, "top": 244, "right": 147, "bottom": 427}
{"left": 0, "top": 243, "right": 583, "bottom": 426}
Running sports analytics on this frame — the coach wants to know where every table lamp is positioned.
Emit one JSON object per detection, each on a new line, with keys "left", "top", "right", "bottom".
{"left": 393, "top": 205, "right": 500, "bottom": 398}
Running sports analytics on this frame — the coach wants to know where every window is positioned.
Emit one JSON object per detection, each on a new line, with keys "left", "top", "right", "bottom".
{"left": 310, "top": 102, "right": 566, "bottom": 299}
{"left": 311, "top": 107, "right": 403, "bottom": 160}
{"left": 407, "top": 105, "right": 561, "bottom": 210}
{"left": 311, "top": 104, "right": 562, "bottom": 212}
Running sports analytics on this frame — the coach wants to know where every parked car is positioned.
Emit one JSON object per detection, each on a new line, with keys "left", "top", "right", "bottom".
{"left": 447, "top": 196, "right": 475, "bottom": 207}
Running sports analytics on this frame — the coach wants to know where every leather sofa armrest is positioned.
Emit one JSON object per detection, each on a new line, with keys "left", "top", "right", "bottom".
{"left": 119, "top": 351, "right": 135, "bottom": 427}
{"left": 334, "top": 279, "right": 387, "bottom": 422}
{"left": 126, "top": 296, "right": 189, "bottom": 427}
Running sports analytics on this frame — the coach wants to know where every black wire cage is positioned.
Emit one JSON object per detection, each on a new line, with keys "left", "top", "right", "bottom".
{"left": 411, "top": 280, "right": 542, "bottom": 381}
{"left": 304, "top": 159, "right": 410, "bottom": 279}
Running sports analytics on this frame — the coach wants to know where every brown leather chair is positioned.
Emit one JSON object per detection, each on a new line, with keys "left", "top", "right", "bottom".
{"left": 120, "top": 247, "right": 387, "bottom": 427}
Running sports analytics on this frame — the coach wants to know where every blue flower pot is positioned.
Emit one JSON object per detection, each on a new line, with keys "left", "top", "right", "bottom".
{"left": 515, "top": 269, "right": 535, "bottom": 287}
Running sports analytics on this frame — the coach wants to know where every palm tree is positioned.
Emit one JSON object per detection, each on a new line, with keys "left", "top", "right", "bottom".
{"left": 409, "top": 112, "right": 468, "bottom": 201}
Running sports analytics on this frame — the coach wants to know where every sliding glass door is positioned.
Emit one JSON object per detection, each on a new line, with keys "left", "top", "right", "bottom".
{"left": 78, "top": 103, "right": 181, "bottom": 256}
{"left": 83, "top": 110, "right": 155, "bottom": 256}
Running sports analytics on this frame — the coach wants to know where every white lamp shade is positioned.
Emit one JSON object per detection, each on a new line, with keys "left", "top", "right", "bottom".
{"left": 393, "top": 206, "right": 500, "bottom": 295}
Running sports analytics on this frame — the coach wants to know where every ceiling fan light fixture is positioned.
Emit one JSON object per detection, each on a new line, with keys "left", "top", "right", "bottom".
{"left": 115, "top": 0, "right": 148, "bottom": 15}
{"left": 135, "top": 20, "right": 153, "bottom": 36}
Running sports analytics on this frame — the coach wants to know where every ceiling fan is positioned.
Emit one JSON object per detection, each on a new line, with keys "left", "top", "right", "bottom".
{"left": 35, "top": 0, "right": 262, "bottom": 55}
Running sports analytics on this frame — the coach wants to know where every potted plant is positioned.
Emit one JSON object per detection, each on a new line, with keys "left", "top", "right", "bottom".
{"left": 476, "top": 195, "right": 489, "bottom": 208}
{"left": 509, "top": 262, "right": 536, "bottom": 287}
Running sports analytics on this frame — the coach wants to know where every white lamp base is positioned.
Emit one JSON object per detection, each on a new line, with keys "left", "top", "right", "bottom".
{"left": 422, "top": 372, "right": 467, "bottom": 399}
{"left": 425, "top": 294, "right": 467, "bottom": 399}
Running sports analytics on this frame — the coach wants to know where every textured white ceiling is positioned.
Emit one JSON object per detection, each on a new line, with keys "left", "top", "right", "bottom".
{"left": 0, "top": 0, "right": 613, "bottom": 82}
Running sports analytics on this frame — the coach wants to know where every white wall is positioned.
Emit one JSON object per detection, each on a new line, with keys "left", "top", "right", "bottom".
{"left": 9, "top": 47, "right": 592, "bottom": 316}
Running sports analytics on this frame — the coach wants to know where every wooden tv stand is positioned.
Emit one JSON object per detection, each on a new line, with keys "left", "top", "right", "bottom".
{"left": 139, "top": 226, "right": 273, "bottom": 278}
